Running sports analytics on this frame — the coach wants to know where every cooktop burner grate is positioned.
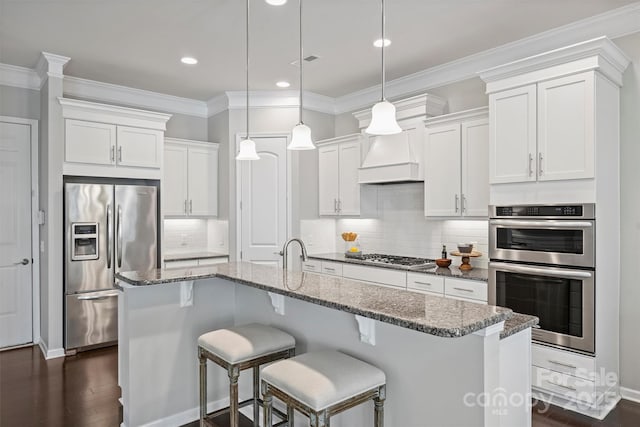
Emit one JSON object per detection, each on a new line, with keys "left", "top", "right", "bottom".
{"left": 362, "top": 254, "right": 436, "bottom": 266}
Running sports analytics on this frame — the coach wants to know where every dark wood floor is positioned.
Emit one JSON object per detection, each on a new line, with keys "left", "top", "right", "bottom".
{"left": 2, "top": 345, "right": 639, "bottom": 427}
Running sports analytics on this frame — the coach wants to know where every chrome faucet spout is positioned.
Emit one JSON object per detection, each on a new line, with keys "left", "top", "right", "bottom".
{"left": 280, "top": 238, "right": 308, "bottom": 270}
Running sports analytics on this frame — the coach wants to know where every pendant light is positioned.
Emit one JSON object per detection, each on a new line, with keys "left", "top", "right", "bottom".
{"left": 365, "top": 0, "right": 401, "bottom": 135}
{"left": 287, "top": 0, "right": 315, "bottom": 150}
{"left": 236, "top": 0, "right": 260, "bottom": 160}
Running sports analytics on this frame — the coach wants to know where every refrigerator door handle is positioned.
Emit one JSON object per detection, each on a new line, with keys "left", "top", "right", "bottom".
{"left": 106, "top": 204, "right": 113, "bottom": 268}
{"left": 77, "top": 291, "right": 120, "bottom": 300}
{"left": 117, "top": 206, "right": 123, "bottom": 268}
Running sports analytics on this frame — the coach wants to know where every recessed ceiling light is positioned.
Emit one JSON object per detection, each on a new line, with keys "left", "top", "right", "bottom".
{"left": 181, "top": 56, "right": 198, "bottom": 65}
{"left": 373, "top": 38, "right": 391, "bottom": 48}
{"left": 266, "top": 0, "right": 287, "bottom": 5}
{"left": 276, "top": 81, "right": 290, "bottom": 88}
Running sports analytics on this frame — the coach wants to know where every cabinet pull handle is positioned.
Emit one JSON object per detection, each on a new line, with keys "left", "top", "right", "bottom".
{"left": 338, "top": 199, "right": 342, "bottom": 213}
{"left": 184, "top": 200, "right": 188, "bottom": 214}
{"left": 454, "top": 194, "right": 459, "bottom": 213}
{"left": 324, "top": 267, "right": 335, "bottom": 272}
{"left": 548, "top": 360, "right": 577, "bottom": 369}
{"left": 117, "top": 146, "right": 122, "bottom": 163}
{"left": 538, "top": 152, "right": 543, "bottom": 176}
{"left": 544, "top": 379, "right": 577, "bottom": 392}
{"left": 414, "top": 281, "right": 432, "bottom": 286}
{"left": 334, "top": 198, "right": 338, "bottom": 213}
{"left": 111, "top": 146, "right": 115, "bottom": 163}
{"left": 189, "top": 200, "right": 193, "bottom": 214}
{"left": 461, "top": 194, "right": 467, "bottom": 213}
{"left": 453, "top": 287, "right": 474, "bottom": 293}
{"left": 529, "top": 153, "right": 534, "bottom": 177}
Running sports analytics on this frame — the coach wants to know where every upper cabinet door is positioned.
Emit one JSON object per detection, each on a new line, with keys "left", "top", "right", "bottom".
{"left": 116, "top": 126, "right": 163, "bottom": 168}
{"left": 338, "top": 140, "right": 361, "bottom": 216}
{"left": 537, "top": 72, "right": 595, "bottom": 182}
{"left": 461, "top": 118, "right": 489, "bottom": 217}
{"left": 65, "top": 119, "right": 116, "bottom": 166}
{"left": 318, "top": 145, "right": 340, "bottom": 216}
{"left": 187, "top": 145, "right": 218, "bottom": 216}
{"left": 163, "top": 143, "right": 189, "bottom": 216}
{"left": 489, "top": 85, "right": 537, "bottom": 184}
{"left": 425, "top": 124, "right": 461, "bottom": 217}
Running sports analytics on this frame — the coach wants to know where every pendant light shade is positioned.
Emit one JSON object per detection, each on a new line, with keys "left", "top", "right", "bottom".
{"left": 236, "top": 138, "right": 260, "bottom": 160}
{"left": 366, "top": 0, "right": 401, "bottom": 136}
{"left": 365, "top": 100, "right": 402, "bottom": 135}
{"left": 236, "top": 0, "right": 260, "bottom": 161}
{"left": 287, "top": 0, "right": 316, "bottom": 151}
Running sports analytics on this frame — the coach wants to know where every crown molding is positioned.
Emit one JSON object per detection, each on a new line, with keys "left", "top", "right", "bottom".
{"left": 63, "top": 76, "right": 208, "bottom": 117}
{"left": 353, "top": 93, "right": 447, "bottom": 129}
{"left": 35, "top": 52, "right": 70, "bottom": 86}
{"left": 333, "top": 2, "right": 640, "bottom": 114}
{"left": 0, "top": 63, "right": 40, "bottom": 90}
{"left": 207, "top": 93, "right": 229, "bottom": 117}
{"left": 209, "top": 90, "right": 337, "bottom": 117}
{"left": 424, "top": 106, "right": 489, "bottom": 127}
{"left": 59, "top": 97, "right": 172, "bottom": 130}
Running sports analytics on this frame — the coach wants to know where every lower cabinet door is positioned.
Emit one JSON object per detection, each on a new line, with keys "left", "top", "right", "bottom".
{"left": 65, "top": 290, "right": 119, "bottom": 350}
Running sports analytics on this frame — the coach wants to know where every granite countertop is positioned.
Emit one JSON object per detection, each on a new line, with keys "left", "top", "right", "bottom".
{"left": 308, "top": 253, "right": 489, "bottom": 282}
{"left": 116, "top": 262, "right": 513, "bottom": 338}
{"left": 164, "top": 251, "right": 229, "bottom": 262}
{"left": 501, "top": 313, "right": 539, "bottom": 340}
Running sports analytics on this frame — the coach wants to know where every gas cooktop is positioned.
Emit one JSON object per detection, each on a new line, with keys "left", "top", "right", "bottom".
{"left": 359, "top": 253, "right": 436, "bottom": 267}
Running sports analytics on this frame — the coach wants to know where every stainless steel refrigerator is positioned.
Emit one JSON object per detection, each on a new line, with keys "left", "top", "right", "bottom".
{"left": 64, "top": 178, "right": 159, "bottom": 351}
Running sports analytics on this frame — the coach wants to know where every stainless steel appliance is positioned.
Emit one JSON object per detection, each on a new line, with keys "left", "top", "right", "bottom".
{"left": 361, "top": 254, "right": 436, "bottom": 269}
{"left": 64, "top": 178, "right": 159, "bottom": 351}
{"left": 488, "top": 204, "right": 595, "bottom": 353}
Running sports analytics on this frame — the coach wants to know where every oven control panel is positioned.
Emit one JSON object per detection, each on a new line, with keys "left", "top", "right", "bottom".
{"left": 491, "top": 204, "right": 594, "bottom": 219}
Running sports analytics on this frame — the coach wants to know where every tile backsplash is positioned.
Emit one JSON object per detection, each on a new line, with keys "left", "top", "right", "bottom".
{"left": 163, "top": 218, "right": 229, "bottom": 254}
{"left": 315, "top": 183, "right": 489, "bottom": 268}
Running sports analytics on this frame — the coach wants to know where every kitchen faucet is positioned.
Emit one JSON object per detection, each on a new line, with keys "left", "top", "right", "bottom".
{"left": 279, "top": 238, "right": 308, "bottom": 270}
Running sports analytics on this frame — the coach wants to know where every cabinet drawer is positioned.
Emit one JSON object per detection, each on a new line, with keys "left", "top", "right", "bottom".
{"left": 444, "top": 278, "right": 487, "bottom": 301}
{"left": 532, "top": 343, "right": 595, "bottom": 381}
{"left": 321, "top": 261, "right": 343, "bottom": 276}
{"left": 164, "top": 259, "right": 199, "bottom": 269}
{"left": 407, "top": 273, "right": 445, "bottom": 295}
{"left": 198, "top": 257, "right": 228, "bottom": 266}
{"left": 302, "top": 259, "right": 322, "bottom": 273}
{"left": 532, "top": 365, "right": 596, "bottom": 405}
{"left": 342, "top": 264, "right": 406, "bottom": 289}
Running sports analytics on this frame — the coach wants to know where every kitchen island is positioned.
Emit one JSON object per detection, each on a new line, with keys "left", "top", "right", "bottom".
{"left": 116, "top": 262, "right": 537, "bottom": 427}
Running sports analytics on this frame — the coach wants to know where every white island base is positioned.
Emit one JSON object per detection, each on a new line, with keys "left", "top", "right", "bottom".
{"left": 118, "top": 276, "right": 532, "bottom": 427}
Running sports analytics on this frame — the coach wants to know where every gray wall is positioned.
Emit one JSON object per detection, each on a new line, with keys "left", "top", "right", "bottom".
{"left": 165, "top": 112, "right": 208, "bottom": 141}
{"left": 208, "top": 110, "right": 230, "bottom": 220}
{"left": 427, "top": 77, "right": 489, "bottom": 113}
{"left": 616, "top": 31, "right": 640, "bottom": 394}
{"left": 0, "top": 85, "right": 40, "bottom": 119}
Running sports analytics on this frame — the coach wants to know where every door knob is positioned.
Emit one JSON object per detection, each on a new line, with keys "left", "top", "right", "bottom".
{"left": 15, "top": 258, "right": 29, "bottom": 265}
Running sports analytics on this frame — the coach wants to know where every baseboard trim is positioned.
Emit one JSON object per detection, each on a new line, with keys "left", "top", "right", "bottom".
{"left": 621, "top": 386, "right": 640, "bottom": 403}
{"left": 37, "top": 339, "right": 65, "bottom": 360}
{"left": 137, "top": 397, "right": 228, "bottom": 427}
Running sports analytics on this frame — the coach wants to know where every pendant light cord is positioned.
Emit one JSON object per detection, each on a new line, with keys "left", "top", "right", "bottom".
{"left": 381, "top": 0, "right": 386, "bottom": 101}
{"left": 298, "top": 0, "right": 303, "bottom": 125}
{"left": 246, "top": 0, "right": 250, "bottom": 139}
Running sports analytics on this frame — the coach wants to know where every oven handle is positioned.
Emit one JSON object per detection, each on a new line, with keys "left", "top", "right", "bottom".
{"left": 490, "top": 219, "right": 593, "bottom": 228}
{"left": 489, "top": 262, "right": 593, "bottom": 279}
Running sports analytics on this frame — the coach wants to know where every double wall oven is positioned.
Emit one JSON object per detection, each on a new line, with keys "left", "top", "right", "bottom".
{"left": 488, "top": 204, "right": 595, "bottom": 353}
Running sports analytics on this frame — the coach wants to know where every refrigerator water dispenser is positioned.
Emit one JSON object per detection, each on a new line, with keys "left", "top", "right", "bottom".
{"left": 71, "top": 223, "right": 99, "bottom": 260}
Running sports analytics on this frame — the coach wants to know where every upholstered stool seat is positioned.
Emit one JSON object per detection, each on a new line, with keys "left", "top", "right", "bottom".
{"left": 198, "top": 323, "right": 295, "bottom": 427}
{"left": 261, "top": 350, "right": 386, "bottom": 427}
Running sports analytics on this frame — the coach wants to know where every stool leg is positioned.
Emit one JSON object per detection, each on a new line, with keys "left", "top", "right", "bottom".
{"left": 199, "top": 350, "right": 207, "bottom": 426}
{"left": 287, "top": 405, "right": 295, "bottom": 427}
{"left": 373, "top": 385, "right": 386, "bottom": 427}
{"left": 262, "top": 382, "right": 273, "bottom": 427}
{"left": 253, "top": 366, "right": 260, "bottom": 426}
{"left": 229, "top": 365, "right": 240, "bottom": 427}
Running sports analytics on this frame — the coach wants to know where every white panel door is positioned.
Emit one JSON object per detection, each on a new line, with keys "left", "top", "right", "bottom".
{"left": 163, "top": 143, "right": 189, "bottom": 216}
{"left": 338, "top": 140, "right": 361, "bottom": 216}
{"left": 318, "top": 145, "right": 339, "bottom": 216}
{"left": 489, "top": 85, "right": 537, "bottom": 183}
{"left": 116, "top": 126, "right": 163, "bottom": 168}
{"left": 65, "top": 119, "right": 116, "bottom": 165}
{"left": 240, "top": 137, "right": 287, "bottom": 267}
{"left": 425, "top": 123, "right": 461, "bottom": 217}
{"left": 537, "top": 72, "right": 595, "bottom": 181}
{"left": 461, "top": 118, "right": 489, "bottom": 217}
{"left": 188, "top": 145, "right": 218, "bottom": 216}
{"left": 0, "top": 121, "right": 32, "bottom": 348}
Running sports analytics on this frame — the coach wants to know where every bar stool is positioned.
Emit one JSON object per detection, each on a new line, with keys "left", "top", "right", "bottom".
{"left": 261, "top": 350, "right": 386, "bottom": 427}
{"left": 198, "top": 323, "right": 296, "bottom": 427}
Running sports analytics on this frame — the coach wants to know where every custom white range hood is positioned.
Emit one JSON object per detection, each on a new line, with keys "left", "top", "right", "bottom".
{"left": 353, "top": 94, "right": 446, "bottom": 184}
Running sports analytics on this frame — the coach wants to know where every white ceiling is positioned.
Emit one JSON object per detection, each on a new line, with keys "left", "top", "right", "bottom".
{"left": 0, "top": 0, "right": 637, "bottom": 101}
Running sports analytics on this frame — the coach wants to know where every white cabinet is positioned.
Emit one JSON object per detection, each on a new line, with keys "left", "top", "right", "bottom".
{"left": 444, "top": 277, "right": 487, "bottom": 303}
{"left": 488, "top": 72, "right": 596, "bottom": 184}
{"left": 164, "top": 257, "right": 228, "bottom": 269}
{"left": 59, "top": 98, "right": 171, "bottom": 179}
{"left": 164, "top": 138, "right": 219, "bottom": 217}
{"left": 407, "top": 273, "right": 444, "bottom": 296}
{"left": 318, "top": 134, "right": 362, "bottom": 216}
{"left": 424, "top": 108, "right": 489, "bottom": 217}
